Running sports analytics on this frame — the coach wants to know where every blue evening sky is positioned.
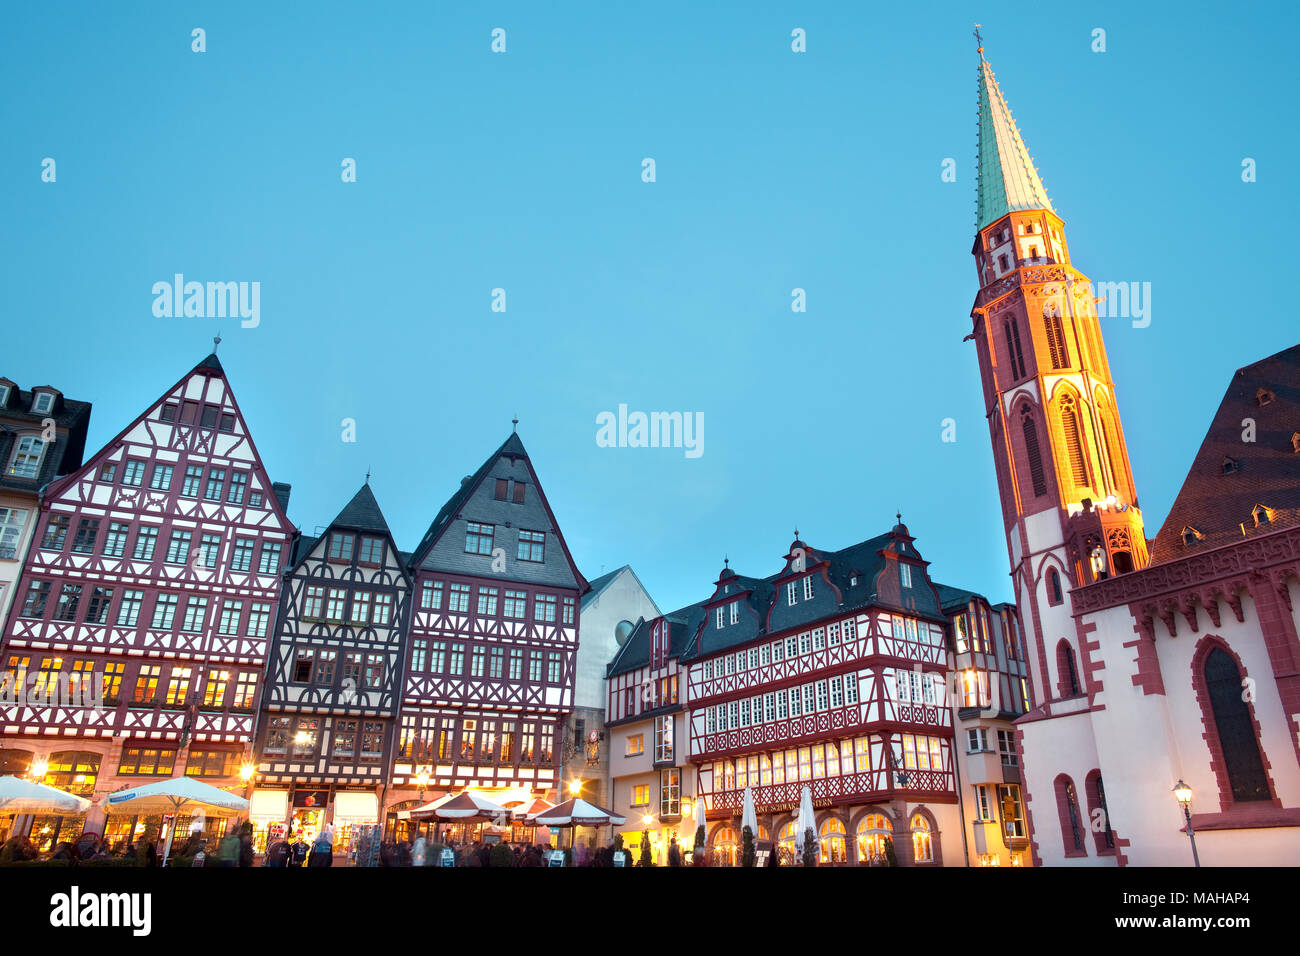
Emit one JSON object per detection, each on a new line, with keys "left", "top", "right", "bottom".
{"left": 3, "top": 2, "right": 1297, "bottom": 615}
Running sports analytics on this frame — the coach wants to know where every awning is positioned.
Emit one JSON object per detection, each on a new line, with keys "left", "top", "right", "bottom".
{"left": 249, "top": 789, "right": 289, "bottom": 822}
{"left": 332, "top": 791, "right": 378, "bottom": 823}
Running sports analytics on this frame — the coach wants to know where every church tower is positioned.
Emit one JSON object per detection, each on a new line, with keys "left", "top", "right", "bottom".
{"left": 967, "top": 42, "right": 1148, "bottom": 709}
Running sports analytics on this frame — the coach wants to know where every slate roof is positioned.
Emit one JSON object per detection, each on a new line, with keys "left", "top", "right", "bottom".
{"left": 1150, "top": 343, "right": 1300, "bottom": 564}
{"left": 608, "top": 524, "right": 958, "bottom": 673}
{"left": 0, "top": 381, "right": 92, "bottom": 495}
{"left": 410, "top": 433, "right": 524, "bottom": 567}
{"left": 975, "top": 51, "right": 1054, "bottom": 230}
{"left": 329, "top": 482, "right": 391, "bottom": 535}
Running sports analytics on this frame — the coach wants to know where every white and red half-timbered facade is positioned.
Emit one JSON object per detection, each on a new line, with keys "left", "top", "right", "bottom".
{"left": 386, "top": 432, "right": 588, "bottom": 835}
{"left": 0, "top": 352, "right": 296, "bottom": 847}
{"left": 251, "top": 481, "right": 411, "bottom": 850}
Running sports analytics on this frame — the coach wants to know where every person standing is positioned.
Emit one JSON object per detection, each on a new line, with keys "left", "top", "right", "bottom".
{"left": 266, "top": 833, "right": 291, "bottom": 867}
{"left": 308, "top": 832, "right": 333, "bottom": 867}
{"left": 668, "top": 837, "right": 682, "bottom": 867}
{"left": 216, "top": 828, "right": 240, "bottom": 867}
{"left": 238, "top": 822, "right": 255, "bottom": 867}
{"left": 411, "top": 834, "right": 427, "bottom": 867}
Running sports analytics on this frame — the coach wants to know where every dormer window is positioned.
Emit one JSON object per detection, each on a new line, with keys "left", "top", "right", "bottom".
{"left": 0, "top": 384, "right": 10, "bottom": 406}
{"left": 900, "top": 564, "right": 913, "bottom": 588}
{"left": 850, "top": 575, "right": 858, "bottom": 587}
{"left": 7, "top": 437, "right": 45, "bottom": 479}
{"left": 1256, "top": 388, "right": 1275, "bottom": 407}
{"left": 1252, "top": 504, "right": 1273, "bottom": 527}
{"left": 786, "top": 582, "right": 797, "bottom": 606}
{"left": 1221, "top": 457, "right": 1241, "bottom": 475}
{"left": 729, "top": 601, "right": 739, "bottom": 625}
{"left": 1182, "top": 526, "right": 1202, "bottom": 546}
{"left": 31, "top": 391, "right": 54, "bottom": 414}
{"left": 803, "top": 576, "right": 814, "bottom": 601}
{"left": 716, "top": 607, "right": 725, "bottom": 629}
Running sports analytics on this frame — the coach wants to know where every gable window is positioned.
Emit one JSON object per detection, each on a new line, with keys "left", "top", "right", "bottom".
{"left": 121, "top": 460, "right": 146, "bottom": 487}
{"left": 517, "top": 529, "right": 545, "bottom": 562}
{"left": 72, "top": 518, "right": 100, "bottom": 554}
{"left": 149, "top": 464, "right": 174, "bottom": 491}
{"left": 219, "top": 414, "right": 235, "bottom": 433}
{"left": 328, "top": 533, "right": 354, "bottom": 563}
{"left": 494, "top": 479, "right": 508, "bottom": 500}
{"left": 203, "top": 469, "right": 225, "bottom": 501}
{"left": 103, "top": 522, "right": 129, "bottom": 558}
{"left": 512, "top": 482, "right": 527, "bottom": 504}
{"left": 899, "top": 564, "right": 912, "bottom": 588}
{"left": 181, "top": 466, "right": 203, "bottom": 497}
{"left": 8, "top": 437, "right": 45, "bottom": 478}
{"left": 160, "top": 404, "right": 177, "bottom": 423}
{"left": 1252, "top": 504, "right": 1273, "bottom": 527}
{"left": 786, "top": 582, "right": 797, "bottom": 606}
{"left": 803, "top": 575, "right": 814, "bottom": 600}
{"left": 358, "top": 536, "right": 383, "bottom": 564}
{"left": 258, "top": 541, "right": 282, "bottom": 575}
{"left": 100, "top": 463, "right": 117, "bottom": 483}
{"left": 716, "top": 607, "right": 725, "bottom": 629}
{"left": 465, "top": 522, "right": 494, "bottom": 555}
{"left": 729, "top": 601, "right": 739, "bottom": 625}
{"left": 225, "top": 472, "right": 247, "bottom": 504}
{"left": 199, "top": 406, "right": 218, "bottom": 429}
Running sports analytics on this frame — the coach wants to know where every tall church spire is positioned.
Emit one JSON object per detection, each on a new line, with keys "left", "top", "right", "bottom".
{"left": 976, "top": 50, "right": 1054, "bottom": 229}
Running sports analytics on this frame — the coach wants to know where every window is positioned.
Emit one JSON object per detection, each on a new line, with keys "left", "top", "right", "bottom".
{"left": 1021, "top": 407, "right": 1047, "bottom": 498}
{"left": 180, "top": 597, "right": 208, "bottom": 632}
{"left": 118, "top": 747, "right": 177, "bottom": 777}
{"left": 1044, "top": 311, "right": 1069, "bottom": 369}
{"left": 494, "top": 479, "right": 508, "bottom": 500}
{"left": 448, "top": 583, "right": 470, "bottom": 613}
{"left": 899, "top": 563, "right": 912, "bottom": 588}
{"left": 202, "top": 670, "right": 230, "bottom": 708}
{"left": 465, "top": 522, "right": 494, "bottom": 555}
{"left": 41, "top": 514, "right": 69, "bottom": 550}
{"left": 72, "top": 518, "right": 100, "bottom": 554}
{"left": 52, "top": 584, "right": 82, "bottom": 622}
{"left": 786, "top": 582, "right": 797, "bottom": 606}
{"left": 654, "top": 714, "right": 674, "bottom": 762}
{"left": 1057, "top": 639, "right": 1081, "bottom": 697}
{"left": 1047, "top": 568, "right": 1063, "bottom": 605}
{"left": 477, "top": 587, "right": 499, "bottom": 616}
{"left": 517, "top": 529, "right": 545, "bottom": 562}
{"left": 219, "top": 413, "right": 235, "bottom": 433}
{"left": 1004, "top": 318, "right": 1027, "bottom": 378}
{"left": 975, "top": 785, "right": 993, "bottom": 822}
{"left": 844, "top": 673, "right": 859, "bottom": 706}
{"left": 1202, "top": 646, "right": 1271, "bottom": 802}
{"left": 626, "top": 733, "right": 645, "bottom": 757}
{"left": 968, "top": 728, "right": 989, "bottom": 753}
{"left": 258, "top": 541, "right": 282, "bottom": 574}
{"left": 132, "top": 664, "right": 161, "bottom": 704}
{"left": 489, "top": 646, "right": 504, "bottom": 679}
{"left": 226, "top": 472, "right": 247, "bottom": 504}
{"left": 118, "top": 459, "right": 145, "bottom": 487}
{"left": 291, "top": 718, "right": 320, "bottom": 757}
{"left": 200, "top": 406, "right": 219, "bottom": 429}
{"left": 364, "top": 655, "right": 383, "bottom": 689}
{"left": 99, "top": 522, "right": 128, "bottom": 558}
{"left": 199, "top": 532, "right": 222, "bottom": 568}
{"left": 819, "top": 818, "right": 847, "bottom": 865}
{"left": 563, "top": 596, "right": 575, "bottom": 625}
{"left": 911, "top": 814, "right": 933, "bottom": 863}
{"left": 421, "top": 580, "right": 443, "bottom": 610}
{"left": 631, "top": 784, "right": 650, "bottom": 807}
{"left": 8, "top": 437, "right": 45, "bottom": 478}
{"left": 373, "top": 593, "right": 392, "bottom": 625}
{"left": 448, "top": 644, "right": 465, "bottom": 676}
{"left": 470, "top": 644, "right": 486, "bottom": 677}
{"left": 159, "top": 404, "right": 177, "bottom": 422}
{"left": 203, "top": 469, "right": 225, "bottom": 501}
{"left": 358, "top": 536, "right": 383, "bottom": 564}
{"left": 508, "top": 649, "right": 522, "bottom": 680}
{"left": 232, "top": 537, "right": 254, "bottom": 572}
{"left": 333, "top": 720, "right": 357, "bottom": 759}
{"left": 351, "top": 591, "right": 372, "bottom": 624}
{"left": 430, "top": 642, "right": 447, "bottom": 673}
{"left": 716, "top": 607, "right": 725, "bottom": 629}
{"left": 165, "top": 530, "right": 191, "bottom": 565}
{"left": 360, "top": 721, "right": 383, "bottom": 761}
{"left": 547, "top": 651, "right": 562, "bottom": 684}
{"left": 164, "top": 666, "right": 192, "bottom": 705}
{"left": 149, "top": 464, "right": 173, "bottom": 491}
{"left": 85, "top": 587, "right": 114, "bottom": 625}
{"left": 265, "top": 718, "right": 291, "bottom": 755}
{"left": 247, "top": 602, "right": 271, "bottom": 638}
{"left": 150, "top": 593, "right": 179, "bottom": 630}
{"left": 534, "top": 594, "right": 557, "bottom": 622}
{"left": 660, "top": 768, "right": 681, "bottom": 817}
{"left": 328, "top": 533, "right": 354, "bottom": 563}
{"left": 1059, "top": 395, "right": 1088, "bottom": 487}
{"left": 998, "top": 730, "right": 1017, "bottom": 766}
{"left": 527, "top": 652, "right": 541, "bottom": 682}
{"left": 999, "top": 784, "right": 1025, "bottom": 838}
{"left": 182, "top": 465, "right": 203, "bottom": 497}
{"left": 249, "top": 491, "right": 264, "bottom": 508}
{"left": 857, "top": 813, "right": 893, "bottom": 864}
{"left": 116, "top": 590, "right": 144, "bottom": 626}
{"left": 100, "top": 662, "right": 124, "bottom": 701}
{"left": 1055, "top": 775, "right": 1086, "bottom": 855}
{"left": 232, "top": 672, "right": 257, "bottom": 709}
{"left": 325, "top": 589, "right": 347, "bottom": 622}
{"left": 218, "top": 600, "right": 243, "bottom": 635}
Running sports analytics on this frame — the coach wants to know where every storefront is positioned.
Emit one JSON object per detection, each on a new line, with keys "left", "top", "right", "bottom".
{"left": 330, "top": 791, "right": 379, "bottom": 855}
{"left": 249, "top": 789, "right": 289, "bottom": 854}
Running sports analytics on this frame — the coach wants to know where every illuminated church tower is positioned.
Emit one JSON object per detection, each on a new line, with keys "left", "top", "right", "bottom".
{"left": 967, "top": 41, "right": 1148, "bottom": 713}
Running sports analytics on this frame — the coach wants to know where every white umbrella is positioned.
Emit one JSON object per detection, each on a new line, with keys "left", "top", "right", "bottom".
{"left": 533, "top": 797, "right": 626, "bottom": 827}
{"left": 793, "top": 785, "right": 816, "bottom": 854}
{"left": 104, "top": 776, "right": 249, "bottom": 867}
{"left": 408, "top": 791, "right": 510, "bottom": 823}
{"left": 0, "top": 775, "right": 91, "bottom": 814}
{"left": 741, "top": 786, "right": 758, "bottom": 839}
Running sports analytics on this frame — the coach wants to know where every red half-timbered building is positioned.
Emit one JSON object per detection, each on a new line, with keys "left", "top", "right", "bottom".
{"left": 0, "top": 351, "right": 296, "bottom": 848}
{"left": 251, "top": 481, "right": 411, "bottom": 851}
{"left": 386, "top": 432, "right": 588, "bottom": 835}
{"left": 681, "top": 524, "right": 965, "bottom": 865}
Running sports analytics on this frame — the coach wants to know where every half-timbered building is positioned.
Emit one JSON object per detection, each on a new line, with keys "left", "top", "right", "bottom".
{"left": 0, "top": 351, "right": 296, "bottom": 849}
{"left": 385, "top": 431, "right": 588, "bottom": 836}
{"left": 251, "top": 481, "right": 411, "bottom": 852}
{"left": 0, "top": 377, "right": 90, "bottom": 642}
{"left": 682, "top": 525, "right": 965, "bottom": 865}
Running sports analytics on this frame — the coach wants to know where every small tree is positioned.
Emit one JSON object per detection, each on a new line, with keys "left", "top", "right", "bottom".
{"left": 489, "top": 843, "right": 513, "bottom": 867}
{"left": 801, "top": 827, "right": 818, "bottom": 867}
{"left": 883, "top": 836, "right": 898, "bottom": 867}
{"left": 741, "top": 825, "right": 756, "bottom": 867}
{"left": 613, "top": 833, "right": 624, "bottom": 853}
{"left": 638, "top": 830, "right": 654, "bottom": 867}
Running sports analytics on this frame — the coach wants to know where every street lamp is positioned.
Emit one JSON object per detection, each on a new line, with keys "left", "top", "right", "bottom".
{"left": 1172, "top": 779, "right": 1200, "bottom": 867}
{"left": 28, "top": 755, "right": 49, "bottom": 780}
{"left": 569, "top": 778, "right": 583, "bottom": 797}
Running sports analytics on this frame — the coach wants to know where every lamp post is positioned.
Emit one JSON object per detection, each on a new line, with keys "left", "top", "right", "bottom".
{"left": 1172, "top": 780, "right": 1200, "bottom": 867}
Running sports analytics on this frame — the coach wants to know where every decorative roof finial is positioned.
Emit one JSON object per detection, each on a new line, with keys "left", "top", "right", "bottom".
{"left": 724, "top": 555, "right": 729, "bottom": 568}
{"left": 213, "top": 333, "right": 222, "bottom": 353}
{"left": 793, "top": 527, "right": 800, "bottom": 540}
{"left": 973, "top": 22, "right": 984, "bottom": 58}
{"left": 512, "top": 415, "right": 519, "bottom": 434}
{"left": 365, "top": 467, "right": 371, "bottom": 485}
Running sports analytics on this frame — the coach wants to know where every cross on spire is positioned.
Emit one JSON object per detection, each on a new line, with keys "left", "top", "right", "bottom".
{"left": 973, "top": 23, "right": 984, "bottom": 57}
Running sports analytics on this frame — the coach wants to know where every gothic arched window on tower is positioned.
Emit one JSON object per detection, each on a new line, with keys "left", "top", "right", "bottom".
{"left": 1020, "top": 407, "right": 1047, "bottom": 498}
{"left": 1203, "top": 647, "right": 1271, "bottom": 803}
{"left": 1047, "top": 568, "right": 1063, "bottom": 606}
{"left": 1004, "top": 319, "right": 1027, "bottom": 379}
{"left": 1056, "top": 639, "right": 1081, "bottom": 698}
{"left": 1043, "top": 309, "right": 1069, "bottom": 369}
{"left": 1058, "top": 395, "right": 1089, "bottom": 489}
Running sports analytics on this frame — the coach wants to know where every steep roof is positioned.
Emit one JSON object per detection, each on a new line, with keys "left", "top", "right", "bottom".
{"left": 975, "top": 50, "right": 1055, "bottom": 230}
{"left": 1150, "top": 343, "right": 1300, "bottom": 564}
{"left": 607, "top": 601, "right": 706, "bottom": 678}
{"left": 329, "top": 481, "right": 391, "bottom": 535}
{"left": 0, "top": 381, "right": 92, "bottom": 495}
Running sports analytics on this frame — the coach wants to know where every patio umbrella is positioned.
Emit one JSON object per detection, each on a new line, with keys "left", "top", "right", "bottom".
{"left": 0, "top": 775, "right": 92, "bottom": 815}
{"left": 741, "top": 786, "right": 758, "bottom": 839}
{"left": 515, "top": 796, "right": 555, "bottom": 821}
{"left": 408, "top": 791, "right": 509, "bottom": 824}
{"left": 794, "top": 785, "right": 816, "bottom": 855}
{"left": 534, "top": 798, "right": 626, "bottom": 857}
{"left": 104, "top": 776, "right": 249, "bottom": 867}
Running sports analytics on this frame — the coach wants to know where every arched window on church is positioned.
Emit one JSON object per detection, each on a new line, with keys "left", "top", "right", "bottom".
{"left": 1054, "top": 774, "right": 1086, "bottom": 857}
{"left": 1047, "top": 568, "right": 1064, "bottom": 606}
{"left": 1058, "top": 395, "right": 1089, "bottom": 488}
{"left": 1203, "top": 648, "right": 1271, "bottom": 803}
{"left": 1004, "top": 318, "right": 1027, "bottom": 379}
{"left": 1043, "top": 308, "right": 1069, "bottom": 369}
{"left": 1056, "top": 639, "right": 1081, "bottom": 697}
{"left": 1096, "top": 405, "right": 1121, "bottom": 496}
{"left": 1085, "top": 770, "right": 1115, "bottom": 854}
{"left": 1020, "top": 407, "right": 1047, "bottom": 498}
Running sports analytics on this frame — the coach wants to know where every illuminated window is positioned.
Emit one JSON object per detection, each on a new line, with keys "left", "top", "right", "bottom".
{"left": 910, "top": 814, "right": 933, "bottom": 863}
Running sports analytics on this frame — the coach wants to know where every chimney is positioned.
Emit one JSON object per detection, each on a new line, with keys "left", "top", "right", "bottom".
{"left": 272, "top": 481, "right": 292, "bottom": 512}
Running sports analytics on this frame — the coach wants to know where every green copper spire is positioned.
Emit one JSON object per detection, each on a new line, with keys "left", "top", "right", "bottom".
{"left": 975, "top": 49, "right": 1054, "bottom": 230}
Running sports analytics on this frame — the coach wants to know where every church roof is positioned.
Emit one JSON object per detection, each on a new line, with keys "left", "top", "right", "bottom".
{"left": 975, "top": 50, "right": 1055, "bottom": 230}
{"left": 1150, "top": 343, "right": 1300, "bottom": 564}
